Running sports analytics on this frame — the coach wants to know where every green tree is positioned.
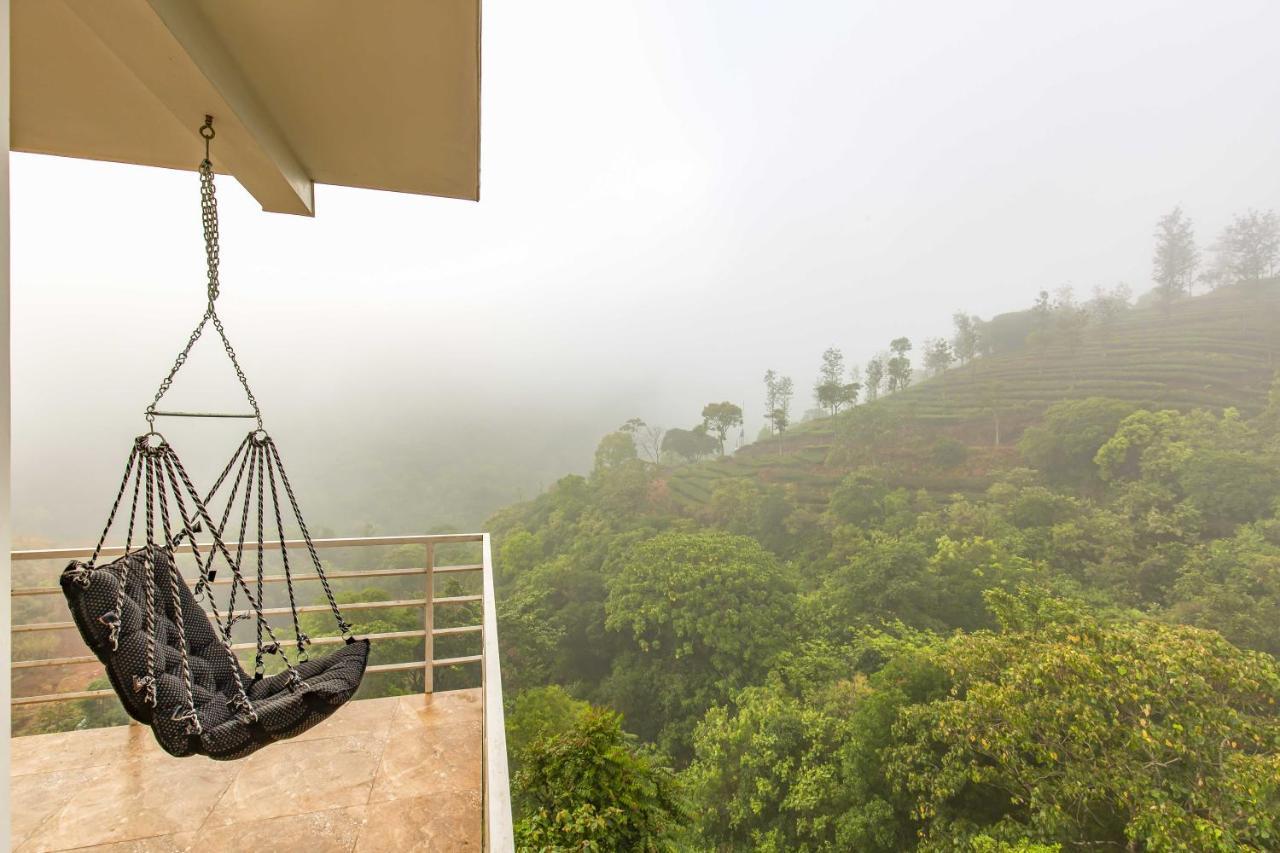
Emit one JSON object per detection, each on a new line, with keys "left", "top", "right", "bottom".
{"left": 593, "top": 430, "right": 638, "bottom": 473}
{"left": 865, "top": 356, "right": 885, "bottom": 402}
{"left": 1211, "top": 209, "right": 1279, "bottom": 285}
{"left": 886, "top": 338, "right": 913, "bottom": 392}
{"left": 702, "top": 402, "right": 744, "bottom": 455}
{"left": 661, "top": 425, "right": 719, "bottom": 463}
{"left": 1018, "top": 397, "right": 1137, "bottom": 488}
{"left": 951, "top": 312, "right": 982, "bottom": 373}
{"left": 1152, "top": 206, "right": 1198, "bottom": 312}
{"left": 514, "top": 708, "right": 689, "bottom": 851}
{"left": 887, "top": 588, "right": 1280, "bottom": 850}
{"left": 604, "top": 531, "right": 798, "bottom": 753}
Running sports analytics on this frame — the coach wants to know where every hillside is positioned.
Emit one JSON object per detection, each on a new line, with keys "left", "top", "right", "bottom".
{"left": 666, "top": 281, "right": 1280, "bottom": 512}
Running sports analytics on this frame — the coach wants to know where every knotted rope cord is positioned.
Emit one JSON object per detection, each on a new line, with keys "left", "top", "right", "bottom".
{"left": 254, "top": 443, "right": 268, "bottom": 676}
{"left": 138, "top": 451, "right": 160, "bottom": 708}
{"left": 264, "top": 447, "right": 308, "bottom": 659}
{"left": 104, "top": 447, "right": 146, "bottom": 651}
{"left": 266, "top": 438, "right": 353, "bottom": 639}
{"left": 215, "top": 439, "right": 258, "bottom": 639}
{"left": 153, "top": 453, "right": 202, "bottom": 735}
{"left": 162, "top": 442, "right": 298, "bottom": 678}
{"left": 159, "top": 451, "right": 256, "bottom": 722}
{"left": 145, "top": 117, "right": 263, "bottom": 432}
{"left": 87, "top": 444, "right": 141, "bottom": 568}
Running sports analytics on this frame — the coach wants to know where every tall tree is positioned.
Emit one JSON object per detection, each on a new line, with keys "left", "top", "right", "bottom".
{"left": 951, "top": 312, "right": 982, "bottom": 375}
{"left": 769, "top": 376, "right": 794, "bottom": 454}
{"left": 702, "top": 402, "right": 743, "bottom": 455}
{"left": 1211, "top": 209, "right": 1280, "bottom": 285}
{"left": 814, "top": 347, "right": 857, "bottom": 417}
{"left": 886, "top": 338, "right": 913, "bottom": 393}
{"left": 864, "top": 357, "right": 885, "bottom": 402}
{"left": 922, "top": 338, "right": 954, "bottom": 378}
{"left": 622, "top": 418, "right": 666, "bottom": 464}
{"left": 1152, "top": 206, "right": 1199, "bottom": 313}
{"left": 763, "top": 370, "right": 780, "bottom": 436}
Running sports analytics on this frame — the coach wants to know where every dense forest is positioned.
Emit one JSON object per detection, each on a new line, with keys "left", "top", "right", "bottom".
{"left": 492, "top": 210, "right": 1280, "bottom": 850}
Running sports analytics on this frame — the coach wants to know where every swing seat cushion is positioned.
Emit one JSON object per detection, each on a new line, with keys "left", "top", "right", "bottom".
{"left": 61, "top": 548, "right": 370, "bottom": 760}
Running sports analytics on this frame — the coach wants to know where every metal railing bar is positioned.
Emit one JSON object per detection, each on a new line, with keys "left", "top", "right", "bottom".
{"left": 433, "top": 563, "right": 482, "bottom": 574}
{"left": 432, "top": 624, "right": 481, "bottom": 637}
{"left": 13, "top": 654, "right": 98, "bottom": 669}
{"left": 11, "top": 566, "right": 436, "bottom": 597}
{"left": 12, "top": 533, "right": 485, "bottom": 562}
{"left": 14, "top": 629, "right": 435, "bottom": 672}
{"left": 481, "top": 532, "right": 514, "bottom": 852}
{"left": 434, "top": 655, "right": 482, "bottom": 667}
{"left": 14, "top": 598, "right": 431, "bottom": 632}
{"left": 13, "top": 689, "right": 116, "bottom": 706}
{"left": 366, "top": 661, "right": 427, "bottom": 675}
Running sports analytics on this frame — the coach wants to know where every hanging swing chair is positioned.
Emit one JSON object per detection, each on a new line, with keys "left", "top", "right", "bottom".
{"left": 60, "top": 118, "right": 370, "bottom": 760}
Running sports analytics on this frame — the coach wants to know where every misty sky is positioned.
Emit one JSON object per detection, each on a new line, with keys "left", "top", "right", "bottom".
{"left": 11, "top": 0, "right": 1280, "bottom": 542}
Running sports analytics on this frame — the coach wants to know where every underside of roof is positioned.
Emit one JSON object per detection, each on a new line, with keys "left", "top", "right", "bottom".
{"left": 10, "top": 0, "right": 481, "bottom": 215}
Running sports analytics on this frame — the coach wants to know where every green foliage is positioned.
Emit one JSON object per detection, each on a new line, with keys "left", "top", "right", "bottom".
{"left": 1018, "top": 397, "right": 1136, "bottom": 487}
{"left": 604, "top": 531, "right": 797, "bottom": 754}
{"left": 593, "top": 430, "right": 638, "bottom": 473}
{"left": 490, "top": 287, "right": 1280, "bottom": 849}
{"left": 514, "top": 708, "right": 688, "bottom": 852}
{"left": 702, "top": 402, "right": 744, "bottom": 454}
{"left": 507, "top": 685, "right": 592, "bottom": 775}
{"left": 930, "top": 437, "right": 968, "bottom": 469}
{"left": 887, "top": 589, "right": 1280, "bottom": 850}
{"left": 662, "top": 426, "right": 720, "bottom": 462}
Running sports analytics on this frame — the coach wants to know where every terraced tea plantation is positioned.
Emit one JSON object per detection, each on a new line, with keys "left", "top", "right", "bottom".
{"left": 664, "top": 280, "right": 1279, "bottom": 511}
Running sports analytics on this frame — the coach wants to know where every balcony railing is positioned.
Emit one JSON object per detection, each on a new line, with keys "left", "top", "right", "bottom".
{"left": 11, "top": 532, "right": 513, "bottom": 852}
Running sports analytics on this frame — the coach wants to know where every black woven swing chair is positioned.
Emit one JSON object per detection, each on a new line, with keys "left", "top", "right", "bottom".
{"left": 60, "top": 117, "right": 369, "bottom": 760}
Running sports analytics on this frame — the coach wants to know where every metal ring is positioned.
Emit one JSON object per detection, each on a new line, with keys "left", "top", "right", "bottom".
{"left": 200, "top": 116, "right": 215, "bottom": 140}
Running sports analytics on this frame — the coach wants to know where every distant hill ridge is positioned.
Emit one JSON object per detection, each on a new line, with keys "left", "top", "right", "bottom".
{"left": 664, "top": 280, "right": 1280, "bottom": 510}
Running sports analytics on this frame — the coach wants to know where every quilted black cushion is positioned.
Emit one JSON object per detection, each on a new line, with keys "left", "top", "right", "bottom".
{"left": 61, "top": 547, "right": 370, "bottom": 760}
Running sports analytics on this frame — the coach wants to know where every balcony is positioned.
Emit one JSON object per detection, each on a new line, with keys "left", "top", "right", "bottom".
{"left": 9, "top": 534, "right": 513, "bottom": 852}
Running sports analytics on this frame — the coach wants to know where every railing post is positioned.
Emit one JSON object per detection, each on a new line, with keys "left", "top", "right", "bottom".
{"left": 424, "top": 541, "right": 435, "bottom": 695}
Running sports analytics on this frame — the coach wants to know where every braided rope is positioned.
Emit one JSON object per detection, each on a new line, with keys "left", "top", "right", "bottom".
{"left": 105, "top": 446, "right": 145, "bottom": 651}
{"left": 164, "top": 444, "right": 296, "bottom": 683}
{"left": 138, "top": 454, "right": 159, "bottom": 708}
{"left": 160, "top": 451, "right": 256, "bottom": 722}
{"left": 267, "top": 438, "right": 352, "bottom": 638}
{"left": 153, "top": 452, "right": 201, "bottom": 735}
{"left": 264, "top": 448, "right": 308, "bottom": 658}
{"left": 221, "top": 441, "right": 258, "bottom": 636}
{"left": 88, "top": 444, "right": 140, "bottom": 567}
{"left": 254, "top": 443, "right": 268, "bottom": 675}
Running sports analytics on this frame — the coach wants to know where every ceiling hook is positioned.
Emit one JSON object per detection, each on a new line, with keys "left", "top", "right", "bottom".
{"left": 199, "top": 115, "right": 215, "bottom": 162}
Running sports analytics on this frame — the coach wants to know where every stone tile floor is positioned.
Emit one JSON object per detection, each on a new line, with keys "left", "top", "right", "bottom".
{"left": 10, "top": 690, "right": 482, "bottom": 852}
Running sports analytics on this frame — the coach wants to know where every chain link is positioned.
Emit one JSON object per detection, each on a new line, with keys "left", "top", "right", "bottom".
{"left": 146, "top": 118, "right": 263, "bottom": 430}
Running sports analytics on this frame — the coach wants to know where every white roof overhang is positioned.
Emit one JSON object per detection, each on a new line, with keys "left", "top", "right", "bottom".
{"left": 10, "top": 0, "right": 481, "bottom": 215}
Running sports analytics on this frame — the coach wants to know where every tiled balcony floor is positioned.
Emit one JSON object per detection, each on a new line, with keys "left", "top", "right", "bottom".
{"left": 10, "top": 689, "right": 482, "bottom": 852}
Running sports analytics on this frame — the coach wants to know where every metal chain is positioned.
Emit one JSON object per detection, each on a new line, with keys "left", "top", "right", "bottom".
{"left": 146, "top": 117, "right": 263, "bottom": 430}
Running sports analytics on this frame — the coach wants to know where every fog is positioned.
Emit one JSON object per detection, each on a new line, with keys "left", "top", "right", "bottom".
{"left": 12, "top": 0, "right": 1280, "bottom": 543}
